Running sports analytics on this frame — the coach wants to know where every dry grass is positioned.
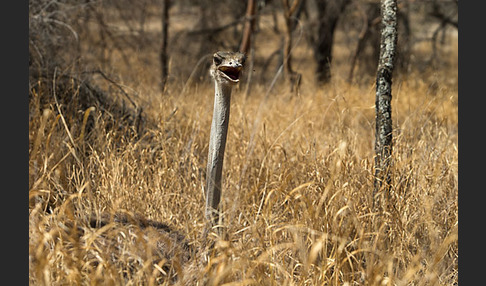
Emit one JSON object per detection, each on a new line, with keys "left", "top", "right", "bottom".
{"left": 29, "top": 10, "right": 457, "bottom": 285}
{"left": 28, "top": 76, "right": 457, "bottom": 285}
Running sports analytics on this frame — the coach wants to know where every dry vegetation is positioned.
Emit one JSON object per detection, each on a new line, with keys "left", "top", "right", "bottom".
{"left": 29, "top": 1, "right": 457, "bottom": 285}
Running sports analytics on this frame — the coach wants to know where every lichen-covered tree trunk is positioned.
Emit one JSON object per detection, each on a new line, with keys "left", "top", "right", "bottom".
{"left": 373, "top": 0, "right": 398, "bottom": 204}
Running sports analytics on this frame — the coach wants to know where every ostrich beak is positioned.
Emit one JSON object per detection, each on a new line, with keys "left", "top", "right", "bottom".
{"left": 219, "top": 66, "right": 242, "bottom": 83}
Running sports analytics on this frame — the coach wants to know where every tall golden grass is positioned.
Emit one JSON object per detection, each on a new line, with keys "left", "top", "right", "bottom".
{"left": 29, "top": 20, "right": 457, "bottom": 285}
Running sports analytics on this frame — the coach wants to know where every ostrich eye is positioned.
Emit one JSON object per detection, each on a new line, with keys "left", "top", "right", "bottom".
{"left": 213, "top": 56, "right": 222, "bottom": 65}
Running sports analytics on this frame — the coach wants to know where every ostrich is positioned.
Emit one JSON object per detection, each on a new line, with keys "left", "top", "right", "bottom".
{"left": 205, "top": 51, "right": 246, "bottom": 235}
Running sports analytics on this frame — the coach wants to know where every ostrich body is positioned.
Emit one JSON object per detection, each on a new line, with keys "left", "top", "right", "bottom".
{"left": 205, "top": 51, "right": 246, "bottom": 232}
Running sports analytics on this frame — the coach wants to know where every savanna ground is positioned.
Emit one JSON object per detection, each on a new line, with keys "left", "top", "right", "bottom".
{"left": 29, "top": 4, "right": 458, "bottom": 285}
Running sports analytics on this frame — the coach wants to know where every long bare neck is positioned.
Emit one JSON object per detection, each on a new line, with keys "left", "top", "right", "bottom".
{"left": 205, "top": 81, "right": 233, "bottom": 230}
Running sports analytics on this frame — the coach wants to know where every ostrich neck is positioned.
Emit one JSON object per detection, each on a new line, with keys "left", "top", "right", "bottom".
{"left": 205, "top": 81, "right": 233, "bottom": 225}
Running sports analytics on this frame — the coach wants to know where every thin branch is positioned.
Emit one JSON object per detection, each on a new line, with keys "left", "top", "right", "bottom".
{"left": 81, "top": 70, "right": 138, "bottom": 110}
{"left": 186, "top": 15, "right": 256, "bottom": 36}
{"left": 430, "top": 3, "right": 458, "bottom": 29}
{"left": 288, "top": 0, "right": 302, "bottom": 16}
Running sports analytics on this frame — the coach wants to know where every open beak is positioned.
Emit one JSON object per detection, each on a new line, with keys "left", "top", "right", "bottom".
{"left": 219, "top": 66, "right": 242, "bottom": 83}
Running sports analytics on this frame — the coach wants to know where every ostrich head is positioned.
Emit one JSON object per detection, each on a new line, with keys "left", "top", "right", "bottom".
{"left": 210, "top": 51, "right": 246, "bottom": 85}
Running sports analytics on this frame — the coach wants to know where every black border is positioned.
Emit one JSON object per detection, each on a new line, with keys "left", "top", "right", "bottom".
{"left": 3, "top": 0, "right": 28, "bottom": 282}
{"left": 458, "top": 1, "right": 480, "bottom": 285}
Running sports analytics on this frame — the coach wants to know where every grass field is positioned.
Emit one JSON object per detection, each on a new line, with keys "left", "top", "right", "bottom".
{"left": 29, "top": 9, "right": 458, "bottom": 285}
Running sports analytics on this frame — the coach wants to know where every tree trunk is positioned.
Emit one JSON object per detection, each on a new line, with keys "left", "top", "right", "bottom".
{"left": 239, "top": 0, "right": 257, "bottom": 54}
{"left": 373, "top": 0, "right": 398, "bottom": 205}
{"left": 347, "top": 2, "right": 381, "bottom": 83}
{"left": 282, "top": 0, "right": 302, "bottom": 92}
{"left": 160, "top": 0, "right": 170, "bottom": 92}
{"left": 314, "top": 0, "right": 350, "bottom": 84}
